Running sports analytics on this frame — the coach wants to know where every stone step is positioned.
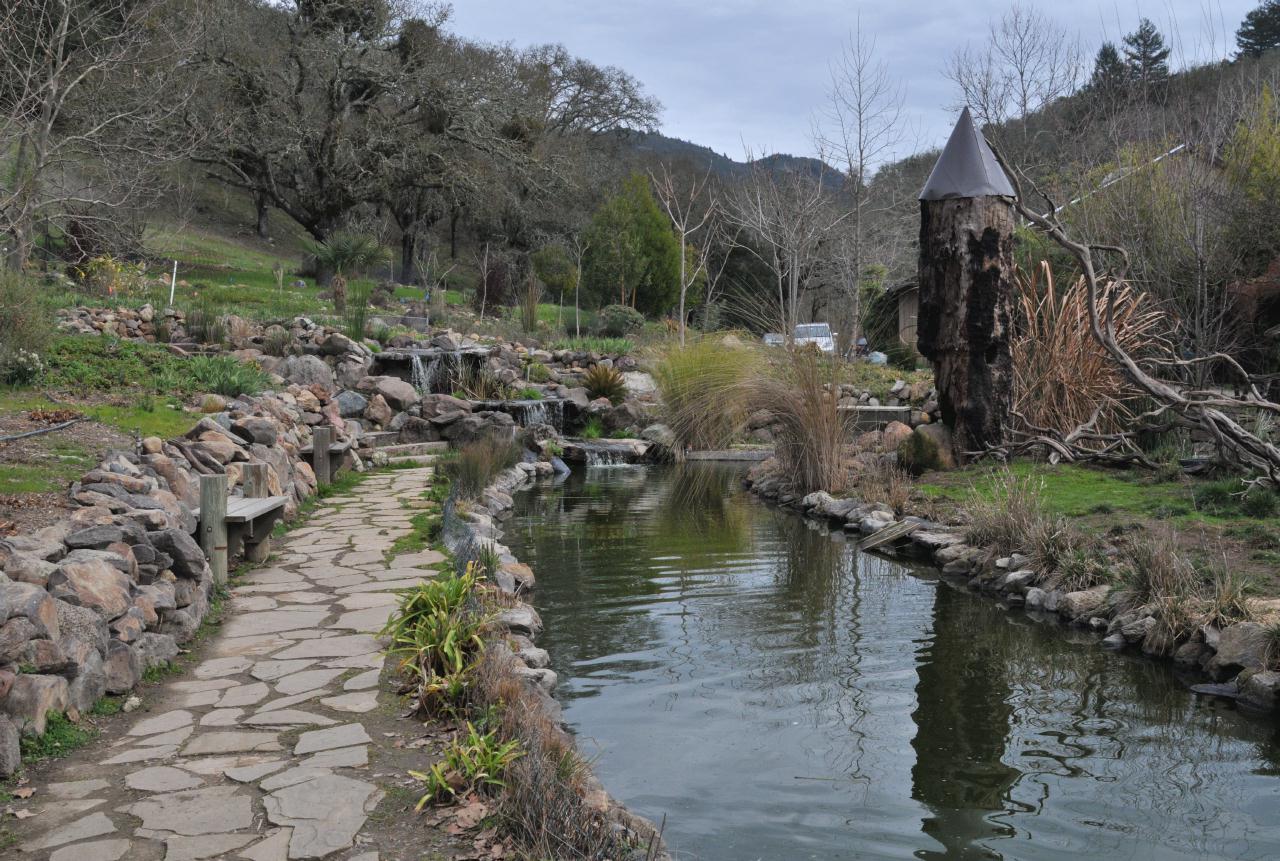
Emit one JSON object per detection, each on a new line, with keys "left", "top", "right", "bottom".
{"left": 359, "top": 431, "right": 401, "bottom": 449}
{"left": 376, "top": 441, "right": 449, "bottom": 458}
{"left": 384, "top": 455, "right": 437, "bottom": 467}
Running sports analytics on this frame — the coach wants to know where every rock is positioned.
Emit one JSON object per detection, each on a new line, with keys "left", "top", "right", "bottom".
{"left": 56, "top": 599, "right": 109, "bottom": 655}
{"left": 136, "top": 632, "right": 179, "bottom": 669}
{"left": 0, "top": 617, "right": 37, "bottom": 662}
{"left": 65, "top": 649, "right": 108, "bottom": 713}
{"left": 335, "top": 391, "right": 368, "bottom": 418}
{"left": 1240, "top": 670, "right": 1280, "bottom": 711}
{"left": 103, "top": 639, "right": 142, "bottom": 693}
{"left": 362, "top": 393, "right": 392, "bottom": 427}
{"left": 418, "top": 394, "right": 472, "bottom": 419}
{"left": 63, "top": 524, "right": 124, "bottom": 550}
{"left": 440, "top": 411, "right": 516, "bottom": 445}
{"left": 124, "top": 785, "right": 253, "bottom": 836}
{"left": 881, "top": 420, "right": 913, "bottom": 451}
{"left": 897, "top": 423, "right": 956, "bottom": 475}
{"left": 231, "top": 417, "right": 279, "bottom": 447}
{"left": 293, "top": 722, "right": 371, "bottom": 754}
{"left": 278, "top": 355, "right": 335, "bottom": 391}
{"left": 1, "top": 673, "right": 69, "bottom": 735}
{"left": 1121, "top": 615, "right": 1157, "bottom": 643}
{"left": 356, "top": 375, "right": 419, "bottom": 411}
{"left": 0, "top": 715, "right": 19, "bottom": 777}
{"left": 1059, "top": 586, "right": 1109, "bottom": 619}
{"left": 0, "top": 579, "right": 60, "bottom": 639}
{"left": 264, "top": 773, "right": 380, "bottom": 859}
{"left": 148, "top": 529, "right": 208, "bottom": 580}
{"left": 1024, "top": 587, "right": 1047, "bottom": 609}
{"left": 2, "top": 550, "right": 57, "bottom": 586}
{"left": 1206, "top": 622, "right": 1269, "bottom": 680}
{"left": 48, "top": 559, "right": 133, "bottom": 620}
{"left": 396, "top": 416, "right": 438, "bottom": 443}
{"left": 494, "top": 606, "right": 542, "bottom": 637}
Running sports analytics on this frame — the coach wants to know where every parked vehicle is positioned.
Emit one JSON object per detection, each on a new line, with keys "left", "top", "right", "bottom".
{"left": 793, "top": 323, "right": 835, "bottom": 353}
{"left": 762, "top": 333, "right": 785, "bottom": 347}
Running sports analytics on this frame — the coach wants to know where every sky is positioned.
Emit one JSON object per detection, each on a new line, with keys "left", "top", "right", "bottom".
{"left": 448, "top": 1, "right": 1257, "bottom": 165}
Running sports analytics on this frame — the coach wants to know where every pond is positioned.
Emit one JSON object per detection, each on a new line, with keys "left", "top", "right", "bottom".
{"left": 503, "top": 464, "right": 1280, "bottom": 861}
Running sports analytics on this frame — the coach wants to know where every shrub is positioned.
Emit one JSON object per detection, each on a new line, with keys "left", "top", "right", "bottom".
{"left": 344, "top": 281, "right": 373, "bottom": 341}
{"left": 526, "top": 361, "right": 551, "bottom": 383}
{"left": 440, "top": 437, "right": 523, "bottom": 499}
{"left": 262, "top": 325, "right": 294, "bottom": 357}
{"left": 0, "top": 348, "right": 45, "bottom": 385}
{"left": 595, "top": 304, "right": 644, "bottom": 337}
{"left": 0, "top": 271, "right": 54, "bottom": 374}
{"left": 883, "top": 341, "right": 921, "bottom": 371}
{"left": 579, "top": 417, "right": 604, "bottom": 439}
{"left": 582, "top": 364, "right": 626, "bottom": 403}
{"left": 185, "top": 355, "right": 270, "bottom": 397}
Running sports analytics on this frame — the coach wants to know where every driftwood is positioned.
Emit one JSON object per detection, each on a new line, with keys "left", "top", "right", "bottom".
{"left": 989, "top": 143, "right": 1280, "bottom": 487}
{"left": 0, "top": 417, "right": 85, "bottom": 444}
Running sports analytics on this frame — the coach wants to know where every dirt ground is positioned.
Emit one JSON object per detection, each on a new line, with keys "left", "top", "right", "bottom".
{"left": 0, "top": 409, "right": 134, "bottom": 536}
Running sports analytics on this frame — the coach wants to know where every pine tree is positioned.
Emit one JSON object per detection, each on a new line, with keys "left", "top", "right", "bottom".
{"left": 1123, "top": 18, "right": 1171, "bottom": 90}
{"left": 1237, "top": 1, "right": 1280, "bottom": 58}
{"left": 1088, "top": 42, "right": 1129, "bottom": 97}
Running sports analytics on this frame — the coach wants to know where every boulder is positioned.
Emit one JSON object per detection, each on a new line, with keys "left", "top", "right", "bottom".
{"left": 231, "top": 416, "right": 279, "bottom": 447}
{"left": 440, "top": 411, "right": 516, "bottom": 446}
{"left": 356, "top": 375, "right": 420, "bottom": 411}
{"left": 336, "top": 391, "right": 368, "bottom": 418}
{"left": 363, "top": 393, "right": 393, "bottom": 427}
{"left": 0, "top": 673, "right": 69, "bottom": 735}
{"left": 103, "top": 639, "right": 142, "bottom": 694}
{"left": 881, "top": 421, "right": 914, "bottom": 451}
{"left": 136, "top": 632, "right": 179, "bottom": 669}
{"left": 1240, "top": 670, "right": 1280, "bottom": 712}
{"left": 1059, "top": 586, "right": 1109, "bottom": 620}
{"left": 335, "top": 355, "right": 373, "bottom": 390}
{"left": 64, "top": 524, "right": 125, "bottom": 551}
{"left": 48, "top": 559, "right": 133, "bottom": 620}
{"left": 148, "top": 529, "right": 208, "bottom": 580}
{"left": 1205, "top": 622, "right": 1269, "bottom": 680}
{"left": 1, "top": 551, "right": 56, "bottom": 586}
{"left": 56, "top": 600, "right": 109, "bottom": 656}
{"left": 897, "top": 423, "right": 956, "bottom": 475}
{"left": 396, "top": 416, "right": 438, "bottom": 444}
{"left": 65, "top": 649, "right": 108, "bottom": 713}
{"left": 418, "top": 394, "right": 472, "bottom": 419}
{"left": 278, "top": 355, "right": 335, "bottom": 391}
{"left": 0, "top": 617, "right": 37, "bottom": 662}
{"left": 0, "top": 579, "right": 60, "bottom": 639}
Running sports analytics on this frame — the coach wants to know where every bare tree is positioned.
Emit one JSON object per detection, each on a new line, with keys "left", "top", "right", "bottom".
{"left": 817, "top": 20, "right": 906, "bottom": 355}
{"left": 725, "top": 155, "right": 846, "bottom": 339}
{"left": 0, "top": 0, "right": 201, "bottom": 269}
{"left": 945, "top": 4, "right": 1082, "bottom": 158}
{"left": 650, "top": 163, "right": 718, "bottom": 344}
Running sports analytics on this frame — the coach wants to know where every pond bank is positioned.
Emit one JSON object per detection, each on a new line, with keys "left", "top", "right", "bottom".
{"left": 744, "top": 460, "right": 1280, "bottom": 714}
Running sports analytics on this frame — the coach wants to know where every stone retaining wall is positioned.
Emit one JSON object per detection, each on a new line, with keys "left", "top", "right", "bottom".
{"left": 746, "top": 463, "right": 1280, "bottom": 715}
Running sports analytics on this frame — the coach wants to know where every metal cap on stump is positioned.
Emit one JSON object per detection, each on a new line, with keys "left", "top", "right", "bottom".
{"left": 917, "top": 107, "right": 1016, "bottom": 460}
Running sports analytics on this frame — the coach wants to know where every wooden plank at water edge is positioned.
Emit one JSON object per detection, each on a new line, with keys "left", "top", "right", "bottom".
{"left": 859, "top": 520, "right": 921, "bottom": 551}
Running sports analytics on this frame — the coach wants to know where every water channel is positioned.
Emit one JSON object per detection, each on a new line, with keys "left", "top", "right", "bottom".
{"left": 503, "top": 463, "right": 1280, "bottom": 861}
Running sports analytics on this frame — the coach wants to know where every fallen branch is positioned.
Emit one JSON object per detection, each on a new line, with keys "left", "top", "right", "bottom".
{"left": 0, "top": 417, "right": 85, "bottom": 444}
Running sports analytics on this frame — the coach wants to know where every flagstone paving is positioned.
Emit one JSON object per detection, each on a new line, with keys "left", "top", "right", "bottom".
{"left": 11, "top": 466, "right": 450, "bottom": 860}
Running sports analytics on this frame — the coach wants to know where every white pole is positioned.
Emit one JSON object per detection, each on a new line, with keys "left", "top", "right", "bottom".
{"left": 168, "top": 260, "right": 178, "bottom": 306}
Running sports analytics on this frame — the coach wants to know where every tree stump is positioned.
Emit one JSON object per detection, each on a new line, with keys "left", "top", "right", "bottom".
{"left": 917, "top": 195, "right": 1014, "bottom": 458}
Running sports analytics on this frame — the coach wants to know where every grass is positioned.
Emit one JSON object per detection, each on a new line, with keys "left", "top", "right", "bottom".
{"left": 546, "top": 336, "right": 633, "bottom": 355}
{"left": 19, "top": 712, "right": 95, "bottom": 764}
{"left": 387, "top": 508, "right": 444, "bottom": 558}
{"left": 0, "top": 439, "right": 94, "bottom": 493}
{"left": 835, "top": 360, "right": 933, "bottom": 401}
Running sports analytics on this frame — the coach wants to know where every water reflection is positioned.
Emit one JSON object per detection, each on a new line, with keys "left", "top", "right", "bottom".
{"left": 504, "top": 464, "right": 1280, "bottom": 861}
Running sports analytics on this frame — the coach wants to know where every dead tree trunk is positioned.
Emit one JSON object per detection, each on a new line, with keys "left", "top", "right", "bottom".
{"left": 917, "top": 195, "right": 1015, "bottom": 459}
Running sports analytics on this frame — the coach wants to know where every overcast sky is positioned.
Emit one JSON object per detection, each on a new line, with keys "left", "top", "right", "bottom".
{"left": 449, "top": 1, "right": 1256, "bottom": 165}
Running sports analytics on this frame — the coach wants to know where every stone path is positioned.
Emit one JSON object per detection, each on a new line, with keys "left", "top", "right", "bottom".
{"left": 14, "top": 466, "right": 443, "bottom": 861}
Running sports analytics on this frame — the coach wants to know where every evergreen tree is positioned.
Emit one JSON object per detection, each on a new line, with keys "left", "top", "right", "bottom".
{"left": 581, "top": 175, "right": 681, "bottom": 315}
{"left": 1088, "top": 42, "right": 1129, "bottom": 97}
{"left": 1237, "top": 1, "right": 1280, "bottom": 58}
{"left": 1123, "top": 18, "right": 1172, "bottom": 90}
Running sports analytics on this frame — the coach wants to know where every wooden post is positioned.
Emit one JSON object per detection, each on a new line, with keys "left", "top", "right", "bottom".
{"left": 917, "top": 107, "right": 1016, "bottom": 460}
{"left": 242, "top": 463, "right": 272, "bottom": 563}
{"left": 199, "top": 473, "right": 228, "bottom": 586}
{"left": 313, "top": 426, "right": 332, "bottom": 487}
{"left": 243, "top": 462, "right": 269, "bottom": 499}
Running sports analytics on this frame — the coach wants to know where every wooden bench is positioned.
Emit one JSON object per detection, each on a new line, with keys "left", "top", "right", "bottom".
{"left": 194, "top": 463, "right": 289, "bottom": 584}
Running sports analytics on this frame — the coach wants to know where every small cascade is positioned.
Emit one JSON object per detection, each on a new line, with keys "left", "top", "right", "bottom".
{"left": 523, "top": 401, "right": 549, "bottom": 427}
{"left": 409, "top": 353, "right": 431, "bottom": 394}
{"left": 584, "top": 447, "right": 628, "bottom": 468}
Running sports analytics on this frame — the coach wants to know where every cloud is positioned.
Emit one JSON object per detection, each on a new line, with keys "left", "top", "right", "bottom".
{"left": 448, "top": 1, "right": 1255, "bottom": 161}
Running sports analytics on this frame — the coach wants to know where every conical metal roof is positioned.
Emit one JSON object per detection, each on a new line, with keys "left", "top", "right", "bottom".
{"left": 919, "top": 107, "right": 1015, "bottom": 200}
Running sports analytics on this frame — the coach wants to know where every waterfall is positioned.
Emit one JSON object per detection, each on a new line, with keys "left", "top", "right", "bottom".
{"left": 584, "top": 447, "right": 627, "bottom": 468}
{"left": 410, "top": 352, "right": 446, "bottom": 394}
{"left": 522, "top": 401, "right": 548, "bottom": 427}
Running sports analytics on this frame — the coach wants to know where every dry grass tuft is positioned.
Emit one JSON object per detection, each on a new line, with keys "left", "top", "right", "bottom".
{"left": 961, "top": 469, "right": 1051, "bottom": 555}
{"left": 651, "top": 336, "right": 761, "bottom": 451}
{"left": 1012, "top": 262, "right": 1169, "bottom": 437}
{"left": 854, "top": 460, "right": 912, "bottom": 514}
{"left": 753, "top": 349, "right": 853, "bottom": 495}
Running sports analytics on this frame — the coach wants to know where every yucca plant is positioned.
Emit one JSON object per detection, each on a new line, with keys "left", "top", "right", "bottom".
{"left": 305, "top": 232, "right": 388, "bottom": 313}
{"left": 582, "top": 363, "right": 626, "bottom": 403}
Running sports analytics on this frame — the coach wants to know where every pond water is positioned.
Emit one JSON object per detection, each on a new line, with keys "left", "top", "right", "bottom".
{"left": 503, "top": 464, "right": 1280, "bottom": 861}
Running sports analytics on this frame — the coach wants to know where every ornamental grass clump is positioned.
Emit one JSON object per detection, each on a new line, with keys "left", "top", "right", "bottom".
{"left": 1011, "top": 262, "right": 1169, "bottom": 438}
{"left": 753, "top": 348, "right": 853, "bottom": 495}
{"left": 652, "top": 336, "right": 761, "bottom": 451}
{"left": 582, "top": 363, "right": 626, "bottom": 403}
{"left": 962, "top": 469, "right": 1051, "bottom": 556}
{"left": 440, "top": 437, "right": 523, "bottom": 500}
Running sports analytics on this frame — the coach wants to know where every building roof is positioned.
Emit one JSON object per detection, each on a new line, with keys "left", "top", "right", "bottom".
{"left": 919, "top": 107, "right": 1016, "bottom": 201}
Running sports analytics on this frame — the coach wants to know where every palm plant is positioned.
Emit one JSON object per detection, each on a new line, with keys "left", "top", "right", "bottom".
{"left": 305, "top": 233, "right": 389, "bottom": 313}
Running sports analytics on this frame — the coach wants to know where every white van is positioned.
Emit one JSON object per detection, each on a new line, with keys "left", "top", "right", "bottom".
{"left": 793, "top": 323, "right": 835, "bottom": 353}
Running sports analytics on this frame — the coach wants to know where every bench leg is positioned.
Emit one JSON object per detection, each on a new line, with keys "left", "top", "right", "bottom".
{"left": 244, "top": 536, "right": 272, "bottom": 564}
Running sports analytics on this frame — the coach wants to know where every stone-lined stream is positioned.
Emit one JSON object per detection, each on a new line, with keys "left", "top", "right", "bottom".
{"left": 505, "top": 464, "right": 1280, "bottom": 861}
